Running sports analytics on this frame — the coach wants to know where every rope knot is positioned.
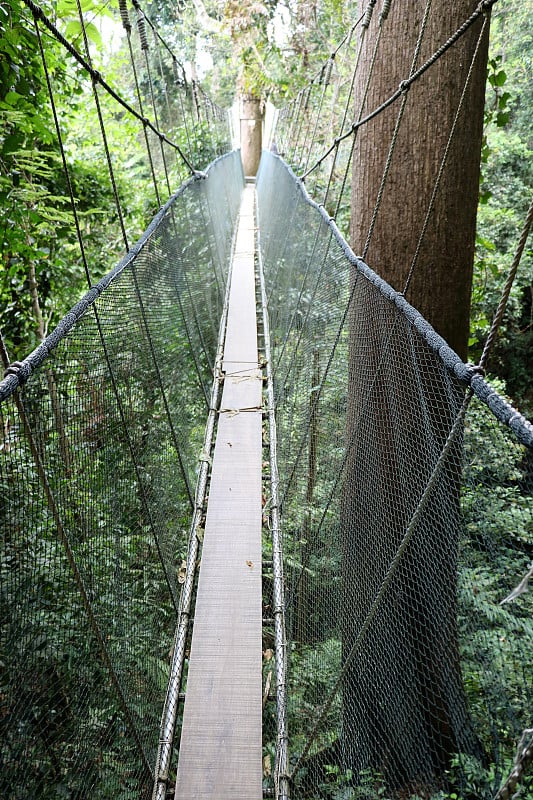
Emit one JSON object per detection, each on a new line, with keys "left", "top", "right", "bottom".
{"left": 118, "top": 0, "right": 131, "bottom": 31}
{"left": 4, "top": 361, "right": 22, "bottom": 378}
{"left": 362, "top": 0, "right": 377, "bottom": 29}
{"left": 399, "top": 79, "right": 410, "bottom": 94}
{"left": 379, "top": 0, "right": 392, "bottom": 23}
{"left": 137, "top": 12, "right": 149, "bottom": 50}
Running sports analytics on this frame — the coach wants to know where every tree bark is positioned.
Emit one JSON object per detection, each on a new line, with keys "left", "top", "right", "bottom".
{"left": 351, "top": 0, "right": 489, "bottom": 360}
{"left": 342, "top": 0, "right": 490, "bottom": 793}
{"left": 240, "top": 94, "right": 263, "bottom": 176}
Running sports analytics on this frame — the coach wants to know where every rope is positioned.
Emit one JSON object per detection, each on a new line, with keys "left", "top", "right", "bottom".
{"left": 74, "top": 0, "right": 127, "bottom": 249}
{"left": 323, "top": 11, "right": 368, "bottom": 209}
{"left": 478, "top": 195, "right": 533, "bottom": 370}
{"left": 33, "top": 10, "right": 189, "bottom": 604}
{"left": 362, "top": 0, "right": 433, "bottom": 259}
{"left": 301, "top": 0, "right": 499, "bottom": 181}
{"left": 402, "top": 15, "right": 490, "bottom": 292}
{"left": 493, "top": 728, "right": 533, "bottom": 800}
{"left": 118, "top": 0, "right": 162, "bottom": 206}
{"left": 133, "top": 3, "right": 173, "bottom": 197}
{"left": 290, "top": 389, "right": 473, "bottom": 778}
{"left": 20, "top": 0, "right": 197, "bottom": 174}
{"left": 0, "top": 334, "right": 154, "bottom": 782}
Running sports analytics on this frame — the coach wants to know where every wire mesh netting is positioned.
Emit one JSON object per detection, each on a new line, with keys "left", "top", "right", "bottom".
{"left": 256, "top": 151, "right": 533, "bottom": 800}
{"left": 0, "top": 151, "right": 244, "bottom": 800}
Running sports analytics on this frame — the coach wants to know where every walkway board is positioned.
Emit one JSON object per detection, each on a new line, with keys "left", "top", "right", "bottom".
{"left": 175, "top": 185, "right": 263, "bottom": 799}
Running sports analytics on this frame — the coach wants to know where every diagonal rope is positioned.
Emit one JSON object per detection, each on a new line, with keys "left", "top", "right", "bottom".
{"left": 301, "top": 0, "right": 498, "bottom": 182}
{"left": 361, "top": 0, "right": 433, "bottom": 259}
{"left": 478, "top": 195, "right": 533, "bottom": 370}
{"left": 33, "top": 8, "right": 193, "bottom": 588}
{"left": 289, "top": 390, "right": 473, "bottom": 779}
{"left": 401, "top": 14, "right": 490, "bottom": 290}
{"left": 134, "top": 2, "right": 173, "bottom": 198}
{"left": 118, "top": 0, "right": 162, "bottom": 207}
{"left": 21, "top": 0, "right": 197, "bottom": 174}
{"left": 0, "top": 332, "right": 154, "bottom": 782}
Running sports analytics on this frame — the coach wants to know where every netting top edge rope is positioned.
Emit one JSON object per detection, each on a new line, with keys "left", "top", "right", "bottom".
{"left": 259, "top": 151, "right": 533, "bottom": 449}
{"left": 0, "top": 151, "right": 238, "bottom": 403}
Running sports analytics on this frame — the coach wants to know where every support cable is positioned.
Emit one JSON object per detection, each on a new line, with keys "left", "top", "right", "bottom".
{"left": 301, "top": 0, "right": 498, "bottom": 181}
{"left": 362, "top": 0, "right": 433, "bottom": 259}
{"left": 401, "top": 15, "right": 490, "bottom": 290}
{"left": 325, "top": 1, "right": 391, "bottom": 216}
{"left": 118, "top": 0, "right": 162, "bottom": 207}
{"left": 302, "top": 59, "right": 337, "bottom": 174}
{"left": 493, "top": 728, "right": 533, "bottom": 800}
{"left": 0, "top": 332, "right": 154, "bottom": 783}
{"left": 33, "top": 10, "right": 191, "bottom": 595}
{"left": 20, "top": 0, "right": 197, "bottom": 175}
{"left": 75, "top": 0, "right": 129, "bottom": 248}
{"left": 306, "top": 0, "right": 386, "bottom": 220}
{"left": 75, "top": 0, "right": 195, "bottom": 502}
{"left": 120, "top": 0, "right": 196, "bottom": 157}
{"left": 134, "top": 2, "right": 173, "bottom": 198}
{"left": 478, "top": 195, "right": 533, "bottom": 371}
{"left": 322, "top": 11, "right": 367, "bottom": 210}
{"left": 289, "top": 391, "right": 473, "bottom": 779}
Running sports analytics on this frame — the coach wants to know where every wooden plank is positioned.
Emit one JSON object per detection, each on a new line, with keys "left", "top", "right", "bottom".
{"left": 175, "top": 185, "right": 263, "bottom": 800}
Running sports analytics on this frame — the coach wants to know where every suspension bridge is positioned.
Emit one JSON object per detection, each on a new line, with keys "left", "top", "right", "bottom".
{"left": 1, "top": 1, "right": 532, "bottom": 800}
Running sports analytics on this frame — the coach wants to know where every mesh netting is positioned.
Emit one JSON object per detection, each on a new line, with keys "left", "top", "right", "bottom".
{"left": 256, "top": 151, "right": 533, "bottom": 800}
{"left": 0, "top": 151, "right": 244, "bottom": 799}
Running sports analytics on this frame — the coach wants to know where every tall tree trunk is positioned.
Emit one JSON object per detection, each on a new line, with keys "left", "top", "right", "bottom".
{"left": 342, "top": 0, "right": 490, "bottom": 793}
{"left": 351, "top": 0, "right": 489, "bottom": 360}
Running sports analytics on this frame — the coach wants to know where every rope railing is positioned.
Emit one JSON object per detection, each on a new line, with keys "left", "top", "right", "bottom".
{"left": 256, "top": 149, "right": 533, "bottom": 800}
{"left": 1, "top": 4, "right": 238, "bottom": 797}
{"left": 0, "top": 151, "right": 244, "bottom": 800}
{"left": 2, "top": 2, "right": 532, "bottom": 800}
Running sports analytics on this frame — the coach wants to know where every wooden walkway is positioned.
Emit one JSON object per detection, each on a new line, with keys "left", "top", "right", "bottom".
{"left": 174, "top": 185, "right": 263, "bottom": 799}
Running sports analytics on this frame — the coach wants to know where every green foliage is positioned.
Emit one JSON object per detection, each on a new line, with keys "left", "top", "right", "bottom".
{"left": 471, "top": 3, "right": 533, "bottom": 416}
{"left": 0, "top": 0, "right": 125, "bottom": 360}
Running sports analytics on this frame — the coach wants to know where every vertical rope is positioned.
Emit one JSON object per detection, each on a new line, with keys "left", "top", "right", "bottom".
{"left": 74, "top": 0, "right": 129, "bottom": 249}
{"left": 134, "top": 2, "right": 173, "bottom": 197}
{"left": 478, "top": 195, "right": 533, "bottom": 370}
{"left": 37, "top": 6, "right": 192, "bottom": 593}
{"left": 289, "top": 389, "right": 473, "bottom": 778}
{"left": 118, "top": 0, "right": 162, "bottom": 208}
{"left": 402, "top": 15, "right": 490, "bottom": 292}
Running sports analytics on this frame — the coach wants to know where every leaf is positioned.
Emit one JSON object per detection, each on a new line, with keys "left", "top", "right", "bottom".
{"left": 84, "top": 22, "right": 103, "bottom": 48}
{"left": 496, "top": 110, "right": 510, "bottom": 128}
{"left": 493, "top": 69, "right": 507, "bottom": 87}
{"left": 4, "top": 91, "right": 22, "bottom": 107}
{"left": 64, "top": 20, "right": 102, "bottom": 49}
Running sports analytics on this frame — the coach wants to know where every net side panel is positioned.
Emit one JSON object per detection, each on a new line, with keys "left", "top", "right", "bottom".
{"left": 256, "top": 150, "right": 533, "bottom": 799}
{"left": 0, "top": 151, "right": 244, "bottom": 800}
